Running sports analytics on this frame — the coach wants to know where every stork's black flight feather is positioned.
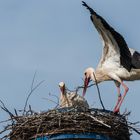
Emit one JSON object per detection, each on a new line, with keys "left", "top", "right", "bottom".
{"left": 82, "top": 1, "right": 132, "bottom": 71}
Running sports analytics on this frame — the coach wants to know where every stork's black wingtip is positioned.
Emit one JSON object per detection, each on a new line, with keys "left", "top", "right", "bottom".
{"left": 82, "top": 1, "right": 95, "bottom": 15}
{"left": 82, "top": 1, "right": 87, "bottom": 7}
{"left": 82, "top": 1, "right": 85, "bottom": 4}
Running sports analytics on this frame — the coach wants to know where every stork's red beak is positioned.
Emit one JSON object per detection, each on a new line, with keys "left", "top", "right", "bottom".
{"left": 82, "top": 77, "right": 90, "bottom": 96}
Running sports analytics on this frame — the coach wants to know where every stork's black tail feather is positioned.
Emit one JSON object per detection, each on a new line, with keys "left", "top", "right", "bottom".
{"left": 82, "top": 1, "right": 96, "bottom": 14}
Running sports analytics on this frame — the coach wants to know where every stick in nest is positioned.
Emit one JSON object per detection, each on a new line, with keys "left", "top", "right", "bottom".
{"left": 67, "top": 75, "right": 105, "bottom": 110}
{"left": 23, "top": 71, "right": 45, "bottom": 115}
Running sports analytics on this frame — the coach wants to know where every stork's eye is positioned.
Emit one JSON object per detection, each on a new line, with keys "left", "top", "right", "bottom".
{"left": 84, "top": 72, "right": 87, "bottom": 76}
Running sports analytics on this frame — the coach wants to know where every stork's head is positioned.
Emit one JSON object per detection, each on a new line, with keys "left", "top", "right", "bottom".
{"left": 83, "top": 67, "right": 95, "bottom": 96}
{"left": 59, "top": 82, "right": 65, "bottom": 94}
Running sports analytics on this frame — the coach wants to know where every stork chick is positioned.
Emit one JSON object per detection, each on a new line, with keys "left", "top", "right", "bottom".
{"left": 59, "top": 82, "right": 89, "bottom": 111}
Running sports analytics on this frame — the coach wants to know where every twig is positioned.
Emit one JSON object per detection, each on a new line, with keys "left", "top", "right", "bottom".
{"left": 0, "top": 99, "right": 14, "bottom": 119}
{"left": 14, "top": 108, "right": 18, "bottom": 116}
{"left": 42, "top": 97, "right": 59, "bottom": 106}
{"left": 23, "top": 72, "right": 45, "bottom": 115}
{"left": 0, "top": 125, "right": 12, "bottom": 135}
{"left": 66, "top": 81, "right": 94, "bottom": 93}
{"left": 128, "top": 125, "right": 140, "bottom": 135}
{"left": 0, "top": 118, "right": 13, "bottom": 124}
{"left": 85, "top": 113, "right": 111, "bottom": 128}
{"left": 76, "top": 82, "right": 95, "bottom": 93}
{"left": 48, "top": 93, "right": 59, "bottom": 108}
{"left": 31, "top": 71, "right": 37, "bottom": 91}
{"left": 93, "top": 72, "right": 105, "bottom": 110}
{"left": 67, "top": 75, "right": 105, "bottom": 110}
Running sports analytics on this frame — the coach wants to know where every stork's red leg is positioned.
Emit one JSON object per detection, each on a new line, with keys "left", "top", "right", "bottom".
{"left": 113, "top": 95, "right": 121, "bottom": 112}
{"left": 115, "top": 82, "right": 129, "bottom": 112}
{"left": 113, "top": 86, "right": 121, "bottom": 113}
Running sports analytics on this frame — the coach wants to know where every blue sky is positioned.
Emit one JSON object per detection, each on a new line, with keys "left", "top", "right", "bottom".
{"left": 0, "top": 0, "right": 140, "bottom": 139}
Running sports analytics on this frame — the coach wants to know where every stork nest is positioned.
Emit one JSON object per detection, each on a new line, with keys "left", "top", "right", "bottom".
{"left": 1, "top": 108, "right": 139, "bottom": 140}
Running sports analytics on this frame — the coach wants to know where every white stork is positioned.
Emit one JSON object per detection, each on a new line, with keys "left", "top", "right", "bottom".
{"left": 59, "top": 82, "right": 89, "bottom": 111}
{"left": 82, "top": 1, "right": 140, "bottom": 113}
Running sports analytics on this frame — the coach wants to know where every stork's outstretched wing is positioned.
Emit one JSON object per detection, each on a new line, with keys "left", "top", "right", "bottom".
{"left": 82, "top": 1, "right": 132, "bottom": 71}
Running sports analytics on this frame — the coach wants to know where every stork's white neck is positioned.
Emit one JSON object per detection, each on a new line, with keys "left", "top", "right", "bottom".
{"left": 60, "top": 88, "right": 67, "bottom": 98}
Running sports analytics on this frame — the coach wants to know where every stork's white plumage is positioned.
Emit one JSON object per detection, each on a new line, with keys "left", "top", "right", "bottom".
{"left": 59, "top": 82, "right": 89, "bottom": 111}
{"left": 82, "top": 1, "right": 140, "bottom": 113}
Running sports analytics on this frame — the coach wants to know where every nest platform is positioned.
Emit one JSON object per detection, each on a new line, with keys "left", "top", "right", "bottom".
{"left": 8, "top": 108, "right": 131, "bottom": 140}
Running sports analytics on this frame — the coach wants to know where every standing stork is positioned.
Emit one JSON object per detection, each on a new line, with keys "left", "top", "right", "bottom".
{"left": 59, "top": 82, "right": 89, "bottom": 111}
{"left": 82, "top": 1, "right": 140, "bottom": 113}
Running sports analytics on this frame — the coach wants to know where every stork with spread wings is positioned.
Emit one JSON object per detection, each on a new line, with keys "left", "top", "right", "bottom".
{"left": 82, "top": 1, "right": 140, "bottom": 113}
